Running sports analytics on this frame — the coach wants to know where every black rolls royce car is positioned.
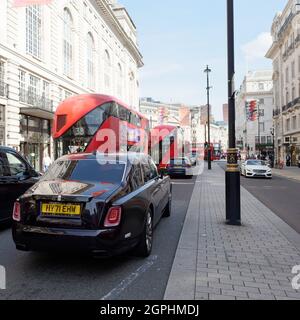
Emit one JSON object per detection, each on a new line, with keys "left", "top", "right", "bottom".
{"left": 0, "top": 146, "right": 40, "bottom": 224}
{"left": 12, "top": 153, "right": 172, "bottom": 257}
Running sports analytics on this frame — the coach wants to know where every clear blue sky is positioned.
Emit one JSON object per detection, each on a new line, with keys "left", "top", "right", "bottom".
{"left": 121, "top": 0, "right": 287, "bottom": 120}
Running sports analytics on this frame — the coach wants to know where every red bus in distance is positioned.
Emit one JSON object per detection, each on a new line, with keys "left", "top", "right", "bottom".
{"left": 150, "top": 125, "right": 184, "bottom": 171}
{"left": 204, "top": 143, "right": 221, "bottom": 161}
{"left": 53, "top": 94, "right": 149, "bottom": 158}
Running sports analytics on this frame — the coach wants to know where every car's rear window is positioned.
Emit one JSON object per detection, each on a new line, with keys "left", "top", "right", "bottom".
{"left": 170, "top": 158, "right": 190, "bottom": 165}
{"left": 42, "top": 160, "right": 125, "bottom": 184}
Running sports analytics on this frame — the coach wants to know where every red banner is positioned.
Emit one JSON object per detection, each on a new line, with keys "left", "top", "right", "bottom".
{"left": 246, "top": 100, "right": 258, "bottom": 122}
{"left": 12, "top": 0, "right": 52, "bottom": 7}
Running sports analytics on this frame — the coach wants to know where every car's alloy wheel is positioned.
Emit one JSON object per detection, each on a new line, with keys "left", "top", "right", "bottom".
{"left": 135, "top": 209, "right": 153, "bottom": 257}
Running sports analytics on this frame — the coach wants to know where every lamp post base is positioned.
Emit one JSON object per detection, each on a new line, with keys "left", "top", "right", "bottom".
{"left": 225, "top": 170, "right": 241, "bottom": 226}
{"left": 225, "top": 148, "right": 241, "bottom": 226}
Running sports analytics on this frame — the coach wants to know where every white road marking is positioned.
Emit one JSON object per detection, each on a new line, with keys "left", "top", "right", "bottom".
{"left": 100, "top": 255, "right": 158, "bottom": 300}
{"left": 171, "top": 182, "right": 194, "bottom": 185}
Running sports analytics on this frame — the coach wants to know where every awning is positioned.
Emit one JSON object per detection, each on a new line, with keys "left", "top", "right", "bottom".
{"left": 20, "top": 107, "right": 54, "bottom": 120}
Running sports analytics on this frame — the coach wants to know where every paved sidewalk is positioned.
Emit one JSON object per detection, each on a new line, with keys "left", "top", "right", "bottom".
{"left": 164, "top": 163, "right": 300, "bottom": 300}
{"left": 272, "top": 166, "right": 300, "bottom": 182}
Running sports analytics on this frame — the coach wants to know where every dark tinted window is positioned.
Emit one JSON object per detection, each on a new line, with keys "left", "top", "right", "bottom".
{"left": 142, "top": 160, "right": 152, "bottom": 182}
{"left": 119, "top": 105, "right": 130, "bottom": 122}
{"left": 64, "top": 102, "right": 111, "bottom": 138}
{"left": 149, "top": 158, "right": 158, "bottom": 179}
{"left": 6, "top": 152, "right": 27, "bottom": 176}
{"left": 130, "top": 163, "right": 144, "bottom": 191}
{"left": 56, "top": 103, "right": 112, "bottom": 156}
{"left": 0, "top": 153, "right": 6, "bottom": 177}
{"left": 42, "top": 160, "right": 125, "bottom": 184}
{"left": 111, "top": 102, "right": 119, "bottom": 118}
{"left": 130, "top": 113, "right": 141, "bottom": 127}
{"left": 170, "top": 158, "right": 190, "bottom": 165}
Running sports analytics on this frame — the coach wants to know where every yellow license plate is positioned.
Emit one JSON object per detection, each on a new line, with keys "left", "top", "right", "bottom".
{"left": 41, "top": 203, "right": 81, "bottom": 216}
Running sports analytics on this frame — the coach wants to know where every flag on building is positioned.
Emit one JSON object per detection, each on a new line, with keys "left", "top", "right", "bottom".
{"left": 246, "top": 100, "right": 258, "bottom": 121}
{"left": 12, "top": 0, "right": 52, "bottom": 7}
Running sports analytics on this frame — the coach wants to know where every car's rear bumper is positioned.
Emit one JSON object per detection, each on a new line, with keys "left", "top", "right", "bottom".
{"left": 167, "top": 168, "right": 193, "bottom": 176}
{"left": 12, "top": 223, "right": 139, "bottom": 256}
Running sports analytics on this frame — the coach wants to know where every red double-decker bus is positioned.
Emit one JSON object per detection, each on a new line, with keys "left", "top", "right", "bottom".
{"left": 149, "top": 125, "right": 184, "bottom": 170}
{"left": 204, "top": 143, "right": 221, "bottom": 161}
{"left": 53, "top": 94, "right": 149, "bottom": 158}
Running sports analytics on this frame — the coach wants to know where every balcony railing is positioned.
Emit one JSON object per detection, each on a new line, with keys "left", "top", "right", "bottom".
{"left": 0, "top": 82, "right": 9, "bottom": 98}
{"left": 19, "top": 89, "right": 53, "bottom": 112}
{"left": 282, "top": 97, "right": 300, "bottom": 113}
{"left": 273, "top": 108, "right": 281, "bottom": 117}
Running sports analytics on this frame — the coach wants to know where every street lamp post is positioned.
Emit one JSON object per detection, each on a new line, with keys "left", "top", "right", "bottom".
{"left": 270, "top": 127, "right": 275, "bottom": 168}
{"left": 257, "top": 101, "right": 261, "bottom": 158}
{"left": 226, "top": 0, "right": 241, "bottom": 226}
{"left": 204, "top": 65, "right": 212, "bottom": 170}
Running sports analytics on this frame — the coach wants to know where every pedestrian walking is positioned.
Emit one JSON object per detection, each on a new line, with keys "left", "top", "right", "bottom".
{"left": 286, "top": 154, "right": 291, "bottom": 167}
{"left": 43, "top": 154, "right": 52, "bottom": 173}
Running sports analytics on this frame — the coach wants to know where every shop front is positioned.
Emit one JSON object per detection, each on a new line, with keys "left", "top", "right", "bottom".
{"left": 20, "top": 113, "right": 52, "bottom": 172}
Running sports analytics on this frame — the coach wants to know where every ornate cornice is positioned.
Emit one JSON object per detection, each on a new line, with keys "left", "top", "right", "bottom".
{"left": 94, "top": 0, "right": 144, "bottom": 68}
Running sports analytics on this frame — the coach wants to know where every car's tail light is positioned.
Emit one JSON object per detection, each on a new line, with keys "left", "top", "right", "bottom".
{"left": 104, "top": 206, "right": 122, "bottom": 227}
{"left": 13, "top": 202, "right": 21, "bottom": 222}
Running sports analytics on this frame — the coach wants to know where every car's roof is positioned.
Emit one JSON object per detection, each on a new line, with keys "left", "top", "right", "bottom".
{"left": 0, "top": 146, "right": 19, "bottom": 152}
{"left": 59, "top": 152, "right": 150, "bottom": 163}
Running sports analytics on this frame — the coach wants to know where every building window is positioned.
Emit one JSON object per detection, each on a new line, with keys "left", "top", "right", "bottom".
{"left": 104, "top": 50, "right": 111, "bottom": 89}
{"left": 42, "top": 80, "right": 49, "bottom": 100}
{"left": 286, "top": 67, "right": 289, "bottom": 84}
{"left": 63, "top": 8, "right": 73, "bottom": 77}
{"left": 28, "top": 74, "right": 40, "bottom": 105}
{"left": 0, "top": 61, "right": 4, "bottom": 83}
{"left": 0, "top": 105, "right": 4, "bottom": 123}
{"left": 87, "top": 32, "right": 95, "bottom": 89}
{"left": 267, "top": 136, "right": 272, "bottom": 144}
{"left": 292, "top": 87, "right": 296, "bottom": 101}
{"left": 292, "top": 61, "right": 296, "bottom": 79}
{"left": 259, "top": 109, "right": 265, "bottom": 117}
{"left": 117, "top": 63, "right": 122, "bottom": 97}
{"left": 258, "top": 83, "right": 264, "bottom": 90}
{"left": 26, "top": 5, "right": 42, "bottom": 58}
{"left": 0, "top": 61, "right": 5, "bottom": 97}
{"left": 19, "top": 70, "right": 26, "bottom": 102}
{"left": 259, "top": 122, "right": 265, "bottom": 133}
{"left": 258, "top": 98, "right": 264, "bottom": 105}
{"left": 286, "top": 118, "right": 291, "bottom": 132}
{"left": 292, "top": 116, "right": 297, "bottom": 130}
{"left": 286, "top": 91, "right": 289, "bottom": 104}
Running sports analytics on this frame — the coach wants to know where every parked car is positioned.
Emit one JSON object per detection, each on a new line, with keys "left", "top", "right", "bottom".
{"left": 166, "top": 157, "right": 193, "bottom": 179}
{"left": 188, "top": 153, "right": 198, "bottom": 166}
{"left": 240, "top": 160, "right": 272, "bottom": 179}
{"left": 0, "top": 146, "right": 40, "bottom": 224}
{"left": 12, "top": 152, "right": 172, "bottom": 257}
